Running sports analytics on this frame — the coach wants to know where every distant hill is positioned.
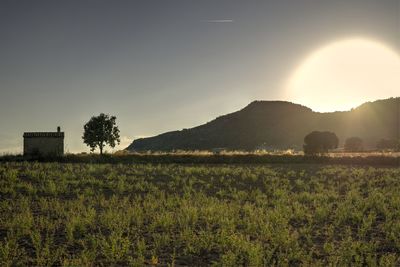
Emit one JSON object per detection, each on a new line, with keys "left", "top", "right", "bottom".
{"left": 127, "top": 97, "right": 400, "bottom": 151}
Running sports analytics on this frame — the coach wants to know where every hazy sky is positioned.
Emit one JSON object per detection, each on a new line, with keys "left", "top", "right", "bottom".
{"left": 0, "top": 0, "right": 399, "bottom": 153}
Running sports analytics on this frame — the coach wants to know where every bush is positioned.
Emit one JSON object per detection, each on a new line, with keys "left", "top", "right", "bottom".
{"left": 344, "top": 137, "right": 364, "bottom": 152}
{"left": 303, "top": 131, "right": 339, "bottom": 155}
{"left": 376, "top": 139, "right": 399, "bottom": 151}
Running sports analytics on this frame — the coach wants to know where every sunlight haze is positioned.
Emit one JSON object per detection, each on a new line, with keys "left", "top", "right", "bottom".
{"left": 286, "top": 38, "right": 400, "bottom": 112}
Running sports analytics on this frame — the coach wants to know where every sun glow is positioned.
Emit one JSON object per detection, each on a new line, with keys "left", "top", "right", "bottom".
{"left": 286, "top": 38, "right": 400, "bottom": 112}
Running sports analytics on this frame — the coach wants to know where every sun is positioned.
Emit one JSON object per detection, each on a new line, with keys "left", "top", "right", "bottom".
{"left": 285, "top": 38, "right": 400, "bottom": 112}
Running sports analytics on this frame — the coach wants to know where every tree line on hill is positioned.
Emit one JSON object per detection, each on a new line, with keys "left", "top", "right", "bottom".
{"left": 128, "top": 98, "right": 400, "bottom": 152}
{"left": 78, "top": 98, "right": 400, "bottom": 155}
{"left": 303, "top": 131, "right": 400, "bottom": 155}
{"left": 80, "top": 112, "right": 399, "bottom": 156}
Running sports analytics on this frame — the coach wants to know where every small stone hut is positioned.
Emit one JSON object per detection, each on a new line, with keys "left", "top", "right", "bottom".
{"left": 23, "top": 127, "right": 64, "bottom": 156}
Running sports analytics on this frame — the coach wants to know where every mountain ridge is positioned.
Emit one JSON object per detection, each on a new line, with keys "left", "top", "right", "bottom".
{"left": 127, "top": 97, "right": 400, "bottom": 151}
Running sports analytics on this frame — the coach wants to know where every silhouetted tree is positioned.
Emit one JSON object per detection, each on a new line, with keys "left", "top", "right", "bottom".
{"left": 82, "top": 113, "right": 120, "bottom": 155}
{"left": 303, "top": 131, "right": 338, "bottom": 155}
{"left": 344, "top": 137, "right": 364, "bottom": 152}
{"left": 376, "top": 139, "right": 399, "bottom": 151}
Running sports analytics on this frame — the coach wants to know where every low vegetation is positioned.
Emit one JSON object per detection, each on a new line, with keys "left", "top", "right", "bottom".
{"left": 2, "top": 151, "right": 400, "bottom": 166}
{"left": 303, "top": 131, "right": 338, "bottom": 155}
{"left": 345, "top": 137, "right": 364, "bottom": 152}
{"left": 1, "top": 162, "right": 400, "bottom": 266}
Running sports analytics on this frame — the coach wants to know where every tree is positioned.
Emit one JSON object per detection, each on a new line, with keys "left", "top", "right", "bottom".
{"left": 344, "top": 137, "right": 364, "bottom": 152}
{"left": 376, "top": 138, "right": 400, "bottom": 151}
{"left": 82, "top": 113, "right": 120, "bottom": 155}
{"left": 303, "top": 131, "right": 338, "bottom": 155}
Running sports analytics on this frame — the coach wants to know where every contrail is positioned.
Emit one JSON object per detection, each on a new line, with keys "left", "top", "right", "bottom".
{"left": 201, "top": 19, "right": 234, "bottom": 23}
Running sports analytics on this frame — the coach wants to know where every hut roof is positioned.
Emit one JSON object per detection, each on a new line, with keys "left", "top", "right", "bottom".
{"left": 23, "top": 132, "right": 64, "bottom": 138}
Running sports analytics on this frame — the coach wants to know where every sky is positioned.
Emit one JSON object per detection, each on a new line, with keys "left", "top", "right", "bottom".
{"left": 0, "top": 0, "right": 399, "bottom": 153}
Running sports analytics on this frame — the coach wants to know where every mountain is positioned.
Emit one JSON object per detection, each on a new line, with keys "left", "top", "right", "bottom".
{"left": 127, "top": 97, "right": 400, "bottom": 151}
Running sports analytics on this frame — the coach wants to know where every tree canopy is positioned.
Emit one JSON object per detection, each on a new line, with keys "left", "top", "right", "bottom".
{"left": 376, "top": 139, "right": 400, "bottom": 151}
{"left": 82, "top": 113, "right": 120, "bottom": 154}
{"left": 344, "top": 137, "right": 364, "bottom": 152}
{"left": 303, "top": 131, "right": 338, "bottom": 155}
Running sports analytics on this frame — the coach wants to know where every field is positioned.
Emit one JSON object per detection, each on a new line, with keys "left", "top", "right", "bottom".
{"left": 2, "top": 151, "right": 400, "bottom": 166}
{"left": 1, "top": 162, "right": 400, "bottom": 266}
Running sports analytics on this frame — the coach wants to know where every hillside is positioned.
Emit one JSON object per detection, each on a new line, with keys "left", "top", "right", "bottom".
{"left": 127, "top": 98, "right": 400, "bottom": 151}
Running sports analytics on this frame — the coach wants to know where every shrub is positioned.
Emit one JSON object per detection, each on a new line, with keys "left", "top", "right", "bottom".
{"left": 344, "top": 137, "right": 364, "bottom": 152}
{"left": 303, "top": 131, "right": 339, "bottom": 155}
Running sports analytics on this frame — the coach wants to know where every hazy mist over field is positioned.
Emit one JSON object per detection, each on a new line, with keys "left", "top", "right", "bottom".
{"left": 0, "top": 0, "right": 399, "bottom": 153}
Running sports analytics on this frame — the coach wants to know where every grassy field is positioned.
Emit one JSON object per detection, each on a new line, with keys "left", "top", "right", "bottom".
{"left": 1, "top": 162, "right": 400, "bottom": 266}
